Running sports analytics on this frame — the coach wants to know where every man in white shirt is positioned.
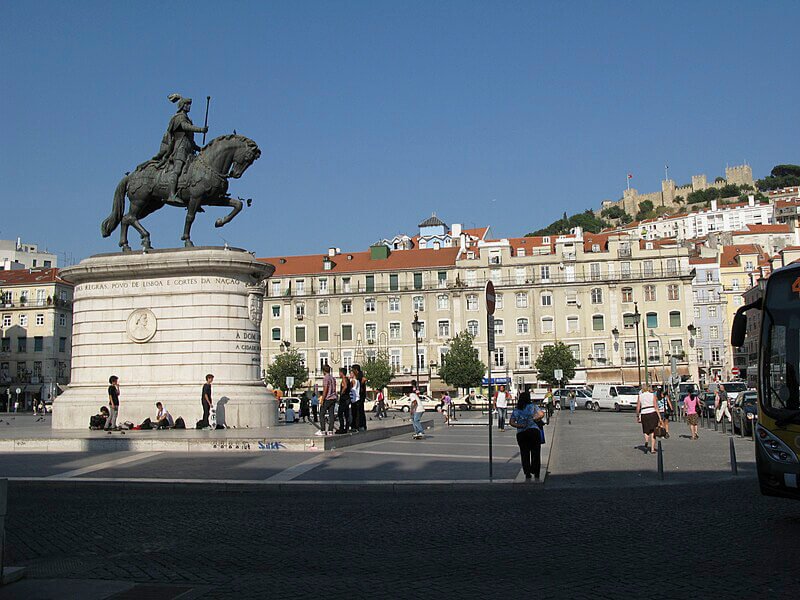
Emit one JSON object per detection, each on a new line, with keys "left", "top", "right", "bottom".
{"left": 494, "top": 385, "right": 509, "bottom": 431}
{"left": 154, "top": 402, "right": 174, "bottom": 429}
{"left": 410, "top": 381, "right": 425, "bottom": 439}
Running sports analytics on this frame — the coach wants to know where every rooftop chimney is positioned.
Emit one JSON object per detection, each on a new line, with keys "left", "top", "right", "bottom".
{"left": 748, "top": 194, "right": 755, "bottom": 207}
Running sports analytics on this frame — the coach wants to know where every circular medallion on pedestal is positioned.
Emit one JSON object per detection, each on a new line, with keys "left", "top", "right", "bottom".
{"left": 126, "top": 308, "right": 157, "bottom": 343}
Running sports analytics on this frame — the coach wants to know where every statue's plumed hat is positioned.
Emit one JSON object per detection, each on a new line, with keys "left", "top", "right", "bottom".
{"left": 168, "top": 93, "right": 192, "bottom": 108}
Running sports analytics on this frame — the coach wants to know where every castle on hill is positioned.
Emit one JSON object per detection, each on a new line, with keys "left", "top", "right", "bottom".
{"left": 600, "top": 164, "right": 754, "bottom": 217}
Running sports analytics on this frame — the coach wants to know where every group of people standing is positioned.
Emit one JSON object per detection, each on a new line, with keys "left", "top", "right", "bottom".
{"left": 636, "top": 383, "right": 732, "bottom": 453}
{"left": 315, "top": 363, "right": 369, "bottom": 436}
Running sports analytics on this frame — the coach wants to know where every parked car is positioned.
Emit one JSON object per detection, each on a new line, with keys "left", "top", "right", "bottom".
{"left": 719, "top": 381, "right": 748, "bottom": 394}
{"left": 732, "top": 391, "right": 758, "bottom": 435}
{"left": 278, "top": 396, "right": 302, "bottom": 413}
{"left": 552, "top": 388, "right": 593, "bottom": 410}
{"left": 591, "top": 384, "right": 639, "bottom": 411}
{"left": 390, "top": 394, "right": 437, "bottom": 412}
{"left": 458, "top": 393, "right": 489, "bottom": 411}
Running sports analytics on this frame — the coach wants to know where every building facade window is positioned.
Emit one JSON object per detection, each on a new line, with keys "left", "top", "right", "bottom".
{"left": 413, "top": 272, "right": 423, "bottom": 290}
{"left": 271, "top": 328, "right": 280, "bottom": 341}
{"left": 390, "top": 349, "right": 401, "bottom": 372}
{"left": 495, "top": 294, "right": 504, "bottom": 309}
{"left": 389, "top": 322, "right": 401, "bottom": 340}
{"left": 710, "top": 325, "right": 719, "bottom": 339}
{"left": 437, "top": 294, "right": 449, "bottom": 310}
{"left": 515, "top": 292, "right": 528, "bottom": 308}
{"left": 646, "top": 312, "right": 658, "bottom": 329}
{"left": 708, "top": 305, "right": 717, "bottom": 318}
{"left": 341, "top": 324, "right": 353, "bottom": 341}
{"left": 467, "top": 320, "right": 479, "bottom": 337}
{"left": 624, "top": 341, "right": 637, "bottom": 363}
{"left": 19, "top": 315, "right": 27, "bottom": 327}
{"left": 518, "top": 346, "right": 530, "bottom": 367}
{"left": 318, "top": 325, "right": 329, "bottom": 342}
{"left": 623, "top": 313, "right": 636, "bottom": 329}
{"left": 295, "top": 326, "right": 306, "bottom": 343}
{"left": 295, "top": 302, "right": 305, "bottom": 318}
{"left": 644, "top": 285, "right": 656, "bottom": 302}
{"left": 566, "top": 316, "right": 579, "bottom": 333}
{"left": 590, "top": 288, "right": 603, "bottom": 304}
{"left": 389, "top": 274, "right": 399, "bottom": 291}
{"left": 341, "top": 300, "right": 352, "bottom": 314}
{"left": 517, "top": 318, "right": 529, "bottom": 335}
{"left": 540, "top": 265, "right": 551, "bottom": 282}
{"left": 271, "top": 305, "right": 280, "bottom": 318}
{"left": 436, "top": 320, "right": 450, "bottom": 338}
{"left": 621, "top": 287, "right": 633, "bottom": 303}
{"left": 318, "top": 278, "right": 328, "bottom": 294}
{"left": 18, "top": 337, "right": 27, "bottom": 352}
{"left": 318, "top": 300, "right": 329, "bottom": 315}
{"left": 388, "top": 296, "right": 400, "bottom": 312}
{"left": 494, "top": 347, "right": 505, "bottom": 367}
{"left": 295, "top": 279, "right": 305, "bottom": 295}
{"left": 593, "top": 343, "right": 606, "bottom": 361}
{"left": 494, "top": 319, "right": 504, "bottom": 336}
{"left": 669, "top": 311, "right": 682, "bottom": 327}
{"left": 58, "top": 313, "right": 66, "bottom": 327}
{"left": 466, "top": 294, "right": 478, "bottom": 311}
{"left": 592, "top": 314, "right": 605, "bottom": 331}
{"left": 541, "top": 316, "right": 554, "bottom": 333}
{"left": 35, "top": 314, "right": 44, "bottom": 326}
{"left": 364, "top": 297, "right": 376, "bottom": 313}
{"left": 2, "top": 315, "right": 10, "bottom": 327}
{"left": 540, "top": 292, "right": 552, "bottom": 307}
{"left": 668, "top": 284, "right": 680, "bottom": 301}
{"left": 413, "top": 296, "right": 424, "bottom": 311}
{"left": 365, "top": 323, "right": 377, "bottom": 341}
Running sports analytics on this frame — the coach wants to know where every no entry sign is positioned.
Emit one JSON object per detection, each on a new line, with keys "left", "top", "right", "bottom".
{"left": 485, "top": 281, "right": 496, "bottom": 315}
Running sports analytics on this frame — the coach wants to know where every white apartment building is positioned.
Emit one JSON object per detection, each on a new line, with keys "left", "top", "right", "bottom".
{"left": 0, "top": 238, "right": 58, "bottom": 271}
{"left": 259, "top": 220, "right": 698, "bottom": 395}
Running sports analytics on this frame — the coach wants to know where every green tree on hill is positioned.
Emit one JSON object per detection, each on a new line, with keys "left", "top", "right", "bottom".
{"left": 757, "top": 164, "right": 800, "bottom": 191}
{"left": 527, "top": 210, "right": 609, "bottom": 236}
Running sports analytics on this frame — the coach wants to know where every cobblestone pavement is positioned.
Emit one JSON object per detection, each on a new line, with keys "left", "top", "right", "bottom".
{"left": 4, "top": 478, "right": 800, "bottom": 599}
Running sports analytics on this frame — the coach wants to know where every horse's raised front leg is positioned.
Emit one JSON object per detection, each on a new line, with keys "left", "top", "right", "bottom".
{"left": 182, "top": 196, "right": 201, "bottom": 247}
{"left": 215, "top": 197, "right": 243, "bottom": 228}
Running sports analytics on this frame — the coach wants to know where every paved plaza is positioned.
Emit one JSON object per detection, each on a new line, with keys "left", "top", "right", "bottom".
{"left": 2, "top": 410, "right": 798, "bottom": 599}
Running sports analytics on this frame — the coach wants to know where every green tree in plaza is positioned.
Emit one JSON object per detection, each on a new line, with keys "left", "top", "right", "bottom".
{"left": 266, "top": 348, "right": 308, "bottom": 393}
{"left": 438, "top": 331, "right": 486, "bottom": 393}
{"left": 363, "top": 351, "right": 393, "bottom": 398}
{"left": 534, "top": 342, "right": 577, "bottom": 387}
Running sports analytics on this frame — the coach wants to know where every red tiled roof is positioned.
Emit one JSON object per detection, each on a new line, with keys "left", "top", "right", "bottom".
{"left": 0, "top": 268, "right": 70, "bottom": 286}
{"left": 259, "top": 247, "right": 460, "bottom": 276}
{"left": 733, "top": 224, "right": 792, "bottom": 235}
{"left": 689, "top": 257, "right": 718, "bottom": 265}
{"left": 463, "top": 227, "right": 489, "bottom": 240}
{"left": 720, "top": 244, "right": 765, "bottom": 267}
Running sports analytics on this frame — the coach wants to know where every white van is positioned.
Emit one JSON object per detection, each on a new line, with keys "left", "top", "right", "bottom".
{"left": 591, "top": 384, "right": 640, "bottom": 411}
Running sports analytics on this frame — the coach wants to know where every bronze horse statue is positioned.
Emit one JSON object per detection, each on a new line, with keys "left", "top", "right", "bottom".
{"left": 101, "top": 134, "right": 261, "bottom": 251}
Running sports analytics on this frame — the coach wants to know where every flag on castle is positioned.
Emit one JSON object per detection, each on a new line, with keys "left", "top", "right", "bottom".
{"left": 627, "top": 173, "right": 633, "bottom": 179}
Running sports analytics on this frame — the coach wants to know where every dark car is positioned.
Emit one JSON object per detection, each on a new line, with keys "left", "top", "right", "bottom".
{"left": 732, "top": 391, "right": 758, "bottom": 435}
{"left": 699, "top": 393, "right": 717, "bottom": 418}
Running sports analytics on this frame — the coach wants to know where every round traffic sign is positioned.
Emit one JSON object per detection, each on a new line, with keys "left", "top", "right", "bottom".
{"left": 485, "top": 281, "right": 496, "bottom": 315}
{"left": 731, "top": 367, "right": 740, "bottom": 377}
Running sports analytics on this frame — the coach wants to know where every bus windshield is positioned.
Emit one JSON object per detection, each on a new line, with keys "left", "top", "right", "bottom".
{"left": 761, "top": 268, "right": 800, "bottom": 421}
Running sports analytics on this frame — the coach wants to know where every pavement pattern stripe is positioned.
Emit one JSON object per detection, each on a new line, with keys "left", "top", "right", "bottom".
{"left": 262, "top": 451, "right": 338, "bottom": 481}
{"left": 347, "top": 449, "right": 512, "bottom": 460}
{"left": 45, "top": 451, "right": 163, "bottom": 479}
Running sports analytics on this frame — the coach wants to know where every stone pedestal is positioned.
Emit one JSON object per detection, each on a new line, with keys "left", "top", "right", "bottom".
{"left": 53, "top": 247, "right": 278, "bottom": 429}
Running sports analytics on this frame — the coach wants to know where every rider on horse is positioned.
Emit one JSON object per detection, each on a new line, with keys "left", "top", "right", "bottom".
{"left": 152, "top": 93, "right": 208, "bottom": 205}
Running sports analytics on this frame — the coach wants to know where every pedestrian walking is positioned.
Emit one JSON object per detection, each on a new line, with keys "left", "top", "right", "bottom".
{"left": 410, "top": 380, "right": 425, "bottom": 439}
{"left": 105, "top": 375, "right": 120, "bottom": 431}
{"left": 684, "top": 391, "right": 701, "bottom": 440}
{"left": 351, "top": 364, "right": 367, "bottom": 431}
{"left": 568, "top": 389, "right": 577, "bottom": 415}
{"left": 375, "top": 389, "right": 388, "bottom": 419}
{"left": 315, "top": 364, "right": 337, "bottom": 436}
{"left": 336, "top": 368, "right": 352, "bottom": 434}
{"left": 657, "top": 389, "right": 674, "bottom": 438}
{"left": 201, "top": 374, "right": 214, "bottom": 428}
{"left": 441, "top": 391, "right": 453, "bottom": 426}
{"left": 636, "top": 384, "right": 662, "bottom": 454}
{"left": 299, "top": 394, "right": 310, "bottom": 423}
{"left": 494, "top": 385, "right": 509, "bottom": 431}
{"left": 310, "top": 391, "right": 319, "bottom": 423}
{"left": 715, "top": 385, "right": 731, "bottom": 424}
{"left": 509, "top": 391, "right": 545, "bottom": 481}
{"left": 543, "top": 389, "right": 554, "bottom": 421}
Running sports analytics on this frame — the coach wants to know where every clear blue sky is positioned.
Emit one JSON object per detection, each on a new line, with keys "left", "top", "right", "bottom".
{"left": 2, "top": 1, "right": 798, "bottom": 263}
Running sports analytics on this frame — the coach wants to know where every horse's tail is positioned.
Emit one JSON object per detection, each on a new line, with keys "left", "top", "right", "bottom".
{"left": 101, "top": 175, "right": 128, "bottom": 237}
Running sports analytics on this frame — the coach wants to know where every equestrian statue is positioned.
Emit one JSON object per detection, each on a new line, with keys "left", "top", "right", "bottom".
{"left": 101, "top": 93, "right": 261, "bottom": 251}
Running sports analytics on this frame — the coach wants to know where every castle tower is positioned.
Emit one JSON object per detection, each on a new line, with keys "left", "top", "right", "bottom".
{"left": 725, "top": 164, "right": 753, "bottom": 186}
{"left": 661, "top": 179, "right": 676, "bottom": 206}
{"left": 691, "top": 174, "right": 708, "bottom": 192}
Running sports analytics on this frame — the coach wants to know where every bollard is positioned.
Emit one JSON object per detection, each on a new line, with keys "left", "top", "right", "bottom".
{"left": 729, "top": 437, "right": 738, "bottom": 475}
{"left": 739, "top": 413, "right": 745, "bottom": 438}
{"left": 751, "top": 418, "right": 756, "bottom": 442}
{"left": 721, "top": 415, "right": 726, "bottom": 435}
{"left": 714, "top": 412, "right": 718, "bottom": 431}
{"left": 657, "top": 440, "right": 664, "bottom": 481}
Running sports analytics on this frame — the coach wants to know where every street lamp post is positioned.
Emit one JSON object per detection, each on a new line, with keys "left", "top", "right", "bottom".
{"left": 412, "top": 311, "right": 421, "bottom": 387}
{"left": 633, "top": 303, "right": 642, "bottom": 386}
